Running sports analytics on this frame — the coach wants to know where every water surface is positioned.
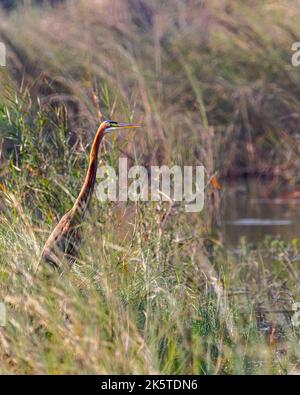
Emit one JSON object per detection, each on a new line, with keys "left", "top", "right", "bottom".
{"left": 222, "top": 178, "right": 300, "bottom": 245}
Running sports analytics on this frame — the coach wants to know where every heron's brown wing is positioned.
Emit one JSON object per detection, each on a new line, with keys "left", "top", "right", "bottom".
{"left": 58, "top": 224, "right": 82, "bottom": 257}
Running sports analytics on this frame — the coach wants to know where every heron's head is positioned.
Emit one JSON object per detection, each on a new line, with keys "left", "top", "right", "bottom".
{"left": 102, "top": 120, "right": 141, "bottom": 133}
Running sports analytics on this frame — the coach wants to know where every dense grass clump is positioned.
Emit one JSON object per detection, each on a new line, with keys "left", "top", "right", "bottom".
{"left": 0, "top": 88, "right": 299, "bottom": 374}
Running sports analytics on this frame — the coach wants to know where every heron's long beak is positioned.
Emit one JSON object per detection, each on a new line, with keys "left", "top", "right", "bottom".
{"left": 116, "top": 123, "right": 142, "bottom": 129}
{"left": 105, "top": 122, "right": 142, "bottom": 133}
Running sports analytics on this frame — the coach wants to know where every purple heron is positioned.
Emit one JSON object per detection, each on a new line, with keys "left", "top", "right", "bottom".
{"left": 40, "top": 120, "right": 141, "bottom": 270}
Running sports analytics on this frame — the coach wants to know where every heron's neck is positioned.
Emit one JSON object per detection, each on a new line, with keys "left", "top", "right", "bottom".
{"left": 74, "top": 124, "right": 106, "bottom": 214}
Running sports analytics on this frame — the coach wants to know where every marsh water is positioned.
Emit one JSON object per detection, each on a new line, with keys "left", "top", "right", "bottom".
{"left": 222, "top": 178, "right": 300, "bottom": 246}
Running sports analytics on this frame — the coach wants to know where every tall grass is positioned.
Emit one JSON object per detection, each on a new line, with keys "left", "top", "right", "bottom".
{"left": 2, "top": 0, "right": 300, "bottom": 178}
{"left": 0, "top": 0, "right": 300, "bottom": 374}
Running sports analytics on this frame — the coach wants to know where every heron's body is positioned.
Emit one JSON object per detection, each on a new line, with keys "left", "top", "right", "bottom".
{"left": 40, "top": 120, "right": 140, "bottom": 269}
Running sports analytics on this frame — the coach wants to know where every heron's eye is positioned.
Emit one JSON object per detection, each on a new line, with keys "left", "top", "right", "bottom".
{"left": 110, "top": 122, "right": 118, "bottom": 127}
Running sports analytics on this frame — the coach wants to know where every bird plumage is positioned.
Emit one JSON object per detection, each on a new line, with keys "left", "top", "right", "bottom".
{"left": 40, "top": 120, "right": 140, "bottom": 270}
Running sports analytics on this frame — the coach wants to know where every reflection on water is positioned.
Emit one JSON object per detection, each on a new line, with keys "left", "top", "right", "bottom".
{"left": 221, "top": 178, "right": 300, "bottom": 245}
